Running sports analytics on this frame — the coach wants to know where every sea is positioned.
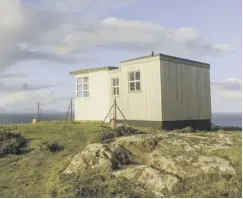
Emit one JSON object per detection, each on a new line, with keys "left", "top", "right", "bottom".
{"left": 0, "top": 112, "right": 242, "bottom": 127}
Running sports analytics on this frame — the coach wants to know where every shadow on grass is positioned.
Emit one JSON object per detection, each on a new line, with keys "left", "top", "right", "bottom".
{"left": 40, "top": 141, "right": 64, "bottom": 153}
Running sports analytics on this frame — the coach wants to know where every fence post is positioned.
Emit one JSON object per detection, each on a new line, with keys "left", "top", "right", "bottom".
{"left": 37, "top": 102, "right": 39, "bottom": 122}
{"left": 70, "top": 98, "right": 73, "bottom": 121}
{"left": 111, "top": 98, "right": 117, "bottom": 129}
{"left": 114, "top": 98, "right": 117, "bottom": 120}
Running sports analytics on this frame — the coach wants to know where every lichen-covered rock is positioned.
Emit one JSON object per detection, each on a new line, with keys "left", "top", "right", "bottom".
{"left": 63, "top": 143, "right": 132, "bottom": 174}
{"left": 113, "top": 165, "right": 178, "bottom": 197}
{"left": 192, "top": 156, "right": 236, "bottom": 174}
{"left": 114, "top": 134, "right": 171, "bottom": 153}
{"left": 63, "top": 132, "right": 238, "bottom": 196}
{"left": 150, "top": 153, "right": 176, "bottom": 173}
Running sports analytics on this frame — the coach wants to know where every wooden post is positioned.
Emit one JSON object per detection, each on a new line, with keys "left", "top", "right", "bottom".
{"left": 37, "top": 102, "right": 40, "bottom": 122}
{"left": 70, "top": 98, "right": 73, "bottom": 121}
{"left": 65, "top": 99, "right": 73, "bottom": 121}
{"left": 114, "top": 98, "right": 117, "bottom": 120}
{"left": 111, "top": 98, "right": 117, "bottom": 129}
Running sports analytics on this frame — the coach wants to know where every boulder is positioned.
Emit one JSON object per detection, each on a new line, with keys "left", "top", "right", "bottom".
{"left": 63, "top": 132, "right": 237, "bottom": 196}
{"left": 63, "top": 143, "right": 132, "bottom": 174}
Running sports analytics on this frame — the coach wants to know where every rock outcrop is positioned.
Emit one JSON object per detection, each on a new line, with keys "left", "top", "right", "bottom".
{"left": 113, "top": 165, "right": 179, "bottom": 197}
{"left": 63, "top": 132, "right": 237, "bottom": 196}
{"left": 63, "top": 143, "right": 132, "bottom": 174}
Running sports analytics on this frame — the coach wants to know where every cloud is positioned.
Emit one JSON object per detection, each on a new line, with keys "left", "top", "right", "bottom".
{"left": 0, "top": 73, "right": 27, "bottom": 79}
{"left": 0, "top": 78, "right": 74, "bottom": 113}
{"left": 211, "top": 78, "right": 242, "bottom": 99}
{"left": 58, "top": 17, "right": 233, "bottom": 56}
{"left": 211, "top": 77, "right": 242, "bottom": 113}
{"left": 0, "top": 88, "right": 73, "bottom": 113}
{"left": 0, "top": 80, "right": 67, "bottom": 93}
{"left": 0, "top": 0, "right": 133, "bottom": 70}
{"left": 207, "top": 78, "right": 242, "bottom": 113}
{"left": 0, "top": 107, "right": 7, "bottom": 113}
{"left": 0, "top": 0, "right": 233, "bottom": 70}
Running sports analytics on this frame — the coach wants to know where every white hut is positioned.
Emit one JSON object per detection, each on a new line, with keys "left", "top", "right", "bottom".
{"left": 70, "top": 53, "right": 211, "bottom": 130}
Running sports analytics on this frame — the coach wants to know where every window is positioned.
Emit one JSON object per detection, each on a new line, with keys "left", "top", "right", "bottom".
{"left": 77, "top": 76, "right": 89, "bottom": 98}
{"left": 129, "top": 71, "right": 140, "bottom": 91}
{"left": 112, "top": 77, "right": 119, "bottom": 96}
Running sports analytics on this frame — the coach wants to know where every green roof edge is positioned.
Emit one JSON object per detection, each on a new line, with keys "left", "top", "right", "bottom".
{"left": 69, "top": 66, "right": 118, "bottom": 75}
{"left": 119, "top": 53, "right": 210, "bottom": 68}
{"left": 119, "top": 53, "right": 161, "bottom": 63}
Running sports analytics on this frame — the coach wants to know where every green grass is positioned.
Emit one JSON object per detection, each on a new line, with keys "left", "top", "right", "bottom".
{"left": 0, "top": 121, "right": 104, "bottom": 197}
{"left": 0, "top": 122, "right": 241, "bottom": 198}
{"left": 0, "top": 121, "right": 154, "bottom": 197}
{"left": 170, "top": 171, "right": 242, "bottom": 198}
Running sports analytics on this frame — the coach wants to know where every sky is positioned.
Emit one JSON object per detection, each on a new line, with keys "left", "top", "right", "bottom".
{"left": 0, "top": 0, "right": 242, "bottom": 113}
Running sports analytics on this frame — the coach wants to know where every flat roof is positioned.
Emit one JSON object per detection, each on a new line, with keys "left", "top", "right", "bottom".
{"left": 69, "top": 66, "right": 118, "bottom": 75}
{"left": 120, "top": 53, "right": 210, "bottom": 69}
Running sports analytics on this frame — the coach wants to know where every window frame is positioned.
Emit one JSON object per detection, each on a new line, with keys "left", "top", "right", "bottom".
{"left": 111, "top": 77, "right": 119, "bottom": 97}
{"left": 76, "top": 76, "right": 89, "bottom": 98}
{"left": 128, "top": 71, "right": 141, "bottom": 92}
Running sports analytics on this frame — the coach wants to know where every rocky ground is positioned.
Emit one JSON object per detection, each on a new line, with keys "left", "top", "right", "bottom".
{"left": 0, "top": 123, "right": 241, "bottom": 198}
{"left": 63, "top": 131, "right": 242, "bottom": 197}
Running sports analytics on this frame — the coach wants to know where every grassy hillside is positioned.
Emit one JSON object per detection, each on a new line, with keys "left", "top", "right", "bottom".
{"left": 0, "top": 121, "right": 241, "bottom": 197}
{"left": 0, "top": 121, "right": 101, "bottom": 197}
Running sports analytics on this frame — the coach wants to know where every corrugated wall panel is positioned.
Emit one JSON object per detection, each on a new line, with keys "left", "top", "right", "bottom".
{"left": 161, "top": 60, "right": 211, "bottom": 121}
